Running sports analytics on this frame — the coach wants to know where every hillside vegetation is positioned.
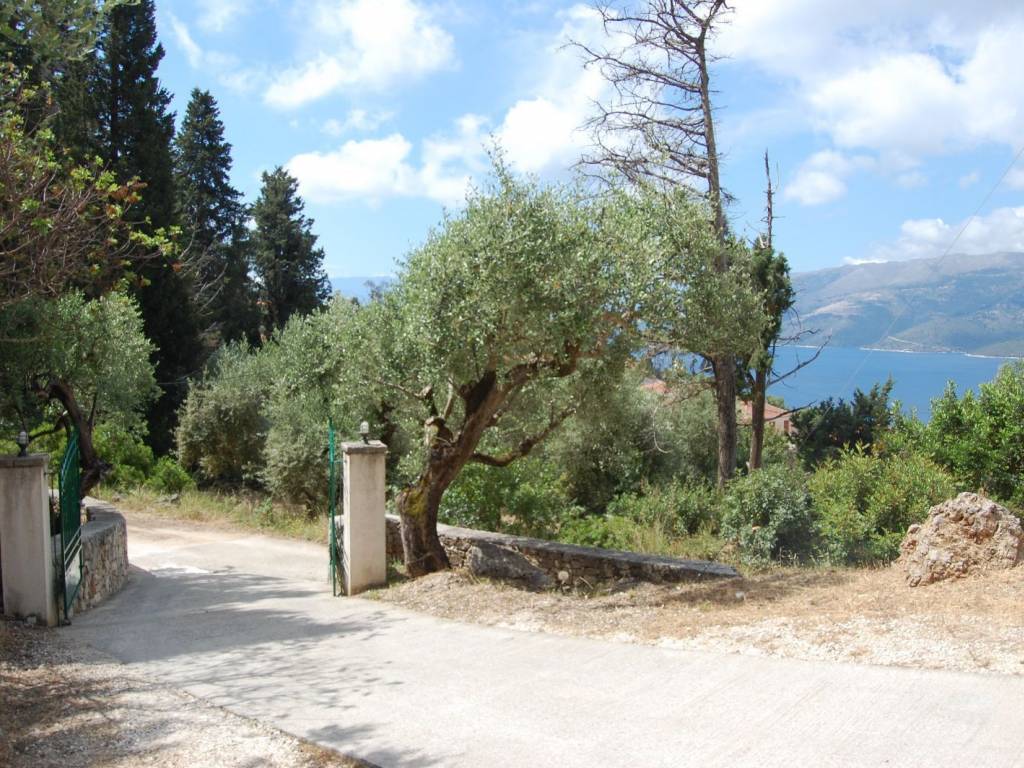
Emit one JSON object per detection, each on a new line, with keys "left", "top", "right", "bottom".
{"left": 790, "top": 252, "right": 1024, "bottom": 355}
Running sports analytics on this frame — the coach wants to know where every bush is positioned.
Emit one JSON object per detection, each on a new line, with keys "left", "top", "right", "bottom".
{"left": 606, "top": 480, "right": 721, "bottom": 536}
{"left": 808, "top": 448, "right": 956, "bottom": 564}
{"left": 260, "top": 299, "right": 376, "bottom": 508}
{"left": 93, "top": 424, "right": 154, "bottom": 489}
{"left": 440, "top": 458, "right": 579, "bottom": 538}
{"left": 720, "top": 464, "right": 815, "bottom": 564}
{"left": 557, "top": 513, "right": 639, "bottom": 550}
{"left": 923, "top": 363, "right": 1024, "bottom": 506}
{"left": 146, "top": 457, "right": 196, "bottom": 494}
{"left": 545, "top": 369, "right": 724, "bottom": 514}
{"left": 176, "top": 343, "right": 270, "bottom": 484}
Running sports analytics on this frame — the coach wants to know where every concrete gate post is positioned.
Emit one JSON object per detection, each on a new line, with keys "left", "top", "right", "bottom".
{"left": 341, "top": 441, "right": 387, "bottom": 596}
{"left": 0, "top": 455, "right": 58, "bottom": 626}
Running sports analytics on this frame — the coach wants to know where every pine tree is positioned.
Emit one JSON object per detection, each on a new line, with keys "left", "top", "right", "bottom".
{"left": 92, "top": 0, "right": 202, "bottom": 453}
{"left": 174, "top": 88, "right": 258, "bottom": 345}
{"left": 252, "top": 168, "right": 330, "bottom": 331}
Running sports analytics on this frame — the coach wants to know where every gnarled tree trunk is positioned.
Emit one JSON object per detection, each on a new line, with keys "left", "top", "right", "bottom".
{"left": 41, "top": 379, "right": 108, "bottom": 498}
{"left": 396, "top": 475, "right": 451, "bottom": 577}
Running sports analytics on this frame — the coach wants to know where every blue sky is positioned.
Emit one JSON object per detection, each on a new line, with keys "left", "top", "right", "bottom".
{"left": 156, "top": 0, "right": 1024, "bottom": 278}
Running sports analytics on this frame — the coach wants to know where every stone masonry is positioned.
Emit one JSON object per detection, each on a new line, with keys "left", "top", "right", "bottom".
{"left": 380, "top": 514, "right": 738, "bottom": 585}
{"left": 74, "top": 500, "right": 130, "bottom": 613}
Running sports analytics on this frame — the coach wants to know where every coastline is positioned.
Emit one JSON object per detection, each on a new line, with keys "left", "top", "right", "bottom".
{"left": 790, "top": 343, "right": 1021, "bottom": 361}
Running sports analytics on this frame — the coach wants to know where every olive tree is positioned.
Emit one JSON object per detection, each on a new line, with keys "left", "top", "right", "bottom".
{"left": 346, "top": 167, "right": 756, "bottom": 576}
{"left": 0, "top": 291, "right": 157, "bottom": 495}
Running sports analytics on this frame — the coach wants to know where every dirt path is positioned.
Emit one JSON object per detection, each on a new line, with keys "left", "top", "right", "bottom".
{"left": 56, "top": 510, "right": 1024, "bottom": 767}
{"left": 372, "top": 563, "right": 1024, "bottom": 675}
{"left": 0, "top": 618, "right": 362, "bottom": 768}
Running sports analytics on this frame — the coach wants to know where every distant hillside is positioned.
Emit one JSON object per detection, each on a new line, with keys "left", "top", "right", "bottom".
{"left": 329, "top": 276, "right": 393, "bottom": 303}
{"left": 788, "top": 252, "right": 1024, "bottom": 356}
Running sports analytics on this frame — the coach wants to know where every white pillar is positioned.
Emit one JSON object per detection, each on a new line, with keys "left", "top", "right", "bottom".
{"left": 341, "top": 441, "right": 387, "bottom": 596}
{"left": 0, "top": 455, "right": 58, "bottom": 626}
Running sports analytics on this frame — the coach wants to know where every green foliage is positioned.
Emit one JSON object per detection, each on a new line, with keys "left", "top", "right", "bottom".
{"left": 251, "top": 167, "right": 330, "bottom": 332}
{"left": 0, "top": 65, "right": 167, "bottom": 310}
{"left": 607, "top": 480, "right": 722, "bottom": 536}
{"left": 93, "top": 424, "right": 154, "bottom": 489}
{"left": 922, "top": 363, "right": 1024, "bottom": 506}
{"left": 174, "top": 88, "right": 258, "bottom": 346}
{"left": 89, "top": 0, "right": 202, "bottom": 453}
{"left": 558, "top": 513, "right": 639, "bottom": 550}
{"left": 720, "top": 464, "right": 815, "bottom": 564}
{"left": 791, "top": 379, "right": 895, "bottom": 467}
{"left": 261, "top": 297, "right": 372, "bottom": 507}
{"left": 0, "top": 291, "right": 157, "bottom": 437}
{"left": 176, "top": 343, "right": 270, "bottom": 485}
{"left": 808, "top": 448, "right": 956, "bottom": 564}
{"left": 439, "top": 458, "right": 579, "bottom": 538}
{"left": 146, "top": 456, "right": 195, "bottom": 494}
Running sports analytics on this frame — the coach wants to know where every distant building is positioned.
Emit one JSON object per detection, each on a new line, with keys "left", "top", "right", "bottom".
{"left": 738, "top": 401, "right": 793, "bottom": 436}
{"left": 640, "top": 377, "right": 670, "bottom": 396}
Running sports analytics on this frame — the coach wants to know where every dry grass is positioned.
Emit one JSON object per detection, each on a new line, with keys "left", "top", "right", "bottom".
{"left": 102, "top": 486, "right": 330, "bottom": 544}
{"left": 372, "top": 564, "right": 1024, "bottom": 675}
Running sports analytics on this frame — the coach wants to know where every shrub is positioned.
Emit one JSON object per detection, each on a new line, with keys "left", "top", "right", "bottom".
{"left": 923, "top": 363, "right": 1024, "bottom": 506}
{"left": 146, "top": 457, "right": 196, "bottom": 494}
{"left": 720, "top": 464, "right": 815, "bottom": 564}
{"left": 260, "top": 299, "right": 375, "bottom": 508}
{"left": 176, "top": 343, "right": 270, "bottom": 484}
{"left": 557, "top": 513, "right": 639, "bottom": 550}
{"left": 808, "top": 448, "right": 956, "bottom": 564}
{"left": 440, "top": 458, "right": 578, "bottom": 538}
{"left": 93, "top": 424, "right": 154, "bottom": 489}
{"left": 606, "top": 480, "right": 722, "bottom": 536}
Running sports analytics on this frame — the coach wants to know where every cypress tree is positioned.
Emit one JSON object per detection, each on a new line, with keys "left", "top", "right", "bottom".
{"left": 93, "top": 0, "right": 202, "bottom": 453}
{"left": 252, "top": 168, "right": 330, "bottom": 332}
{"left": 174, "top": 88, "right": 259, "bottom": 345}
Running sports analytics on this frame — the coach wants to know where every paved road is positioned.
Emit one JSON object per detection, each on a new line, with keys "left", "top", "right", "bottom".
{"left": 65, "top": 514, "right": 1024, "bottom": 768}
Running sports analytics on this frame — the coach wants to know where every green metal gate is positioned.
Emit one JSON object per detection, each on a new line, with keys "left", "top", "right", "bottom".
{"left": 57, "top": 428, "right": 83, "bottom": 620}
{"left": 327, "top": 420, "right": 343, "bottom": 596}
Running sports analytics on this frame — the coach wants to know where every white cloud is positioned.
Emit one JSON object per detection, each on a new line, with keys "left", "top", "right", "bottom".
{"left": 196, "top": 0, "right": 250, "bottom": 33}
{"left": 168, "top": 13, "right": 203, "bottom": 68}
{"left": 322, "top": 109, "right": 395, "bottom": 137}
{"left": 264, "top": 0, "right": 455, "bottom": 109}
{"left": 1005, "top": 164, "right": 1024, "bottom": 190}
{"left": 166, "top": 13, "right": 262, "bottom": 93}
{"left": 285, "top": 5, "right": 612, "bottom": 207}
{"left": 722, "top": 2, "right": 1024, "bottom": 165}
{"left": 959, "top": 171, "right": 981, "bottom": 188}
{"left": 286, "top": 134, "right": 417, "bottom": 204}
{"left": 895, "top": 170, "right": 928, "bottom": 189}
{"left": 783, "top": 151, "right": 873, "bottom": 206}
{"left": 872, "top": 206, "right": 1024, "bottom": 261}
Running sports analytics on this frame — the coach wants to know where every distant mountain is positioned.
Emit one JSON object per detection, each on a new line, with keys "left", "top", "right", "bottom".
{"left": 329, "top": 276, "right": 393, "bottom": 303}
{"left": 789, "top": 252, "right": 1024, "bottom": 356}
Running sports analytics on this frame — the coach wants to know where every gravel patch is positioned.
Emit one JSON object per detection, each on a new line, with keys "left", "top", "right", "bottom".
{"left": 371, "top": 565, "right": 1024, "bottom": 675}
{"left": 0, "top": 618, "right": 365, "bottom": 768}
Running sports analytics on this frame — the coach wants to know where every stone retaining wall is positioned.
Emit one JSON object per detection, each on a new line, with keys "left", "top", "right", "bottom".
{"left": 382, "top": 514, "right": 738, "bottom": 584}
{"left": 74, "top": 500, "right": 129, "bottom": 613}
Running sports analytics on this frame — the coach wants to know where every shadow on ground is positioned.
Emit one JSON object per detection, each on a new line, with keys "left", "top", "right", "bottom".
{"left": 59, "top": 566, "right": 445, "bottom": 766}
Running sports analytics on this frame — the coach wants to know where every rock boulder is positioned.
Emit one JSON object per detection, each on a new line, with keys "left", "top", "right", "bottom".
{"left": 898, "top": 492, "right": 1023, "bottom": 587}
{"left": 465, "top": 541, "right": 554, "bottom": 590}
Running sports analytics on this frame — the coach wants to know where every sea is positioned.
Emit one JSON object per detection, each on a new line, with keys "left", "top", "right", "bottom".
{"left": 768, "top": 346, "right": 1020, "bottom": 419}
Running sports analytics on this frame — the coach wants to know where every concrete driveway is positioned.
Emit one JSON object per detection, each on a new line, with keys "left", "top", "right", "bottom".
{"left": 64, "top": 514, "right": 1024, "bottom": 768}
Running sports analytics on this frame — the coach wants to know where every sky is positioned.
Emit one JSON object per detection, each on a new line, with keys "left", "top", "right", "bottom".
{"left": 155, "top": 0, "right": 1024, "bottom": 278}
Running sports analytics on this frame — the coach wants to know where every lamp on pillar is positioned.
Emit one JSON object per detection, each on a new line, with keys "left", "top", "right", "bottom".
{"left": 359, "top": 420, "right": 370, "bottom": 444}
{"left": 16, "top": 430, "right": 29, "bottom": 457}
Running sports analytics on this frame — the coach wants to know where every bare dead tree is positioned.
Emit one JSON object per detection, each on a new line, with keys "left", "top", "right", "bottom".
{"left": 573, "top": 0, "right": 740, "bottom": 487}
{"left": 745, "top": 152, "right": 829, "bottom": 467}
{"left": 747, "top": 150, "right": 776, "bottom": 470}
